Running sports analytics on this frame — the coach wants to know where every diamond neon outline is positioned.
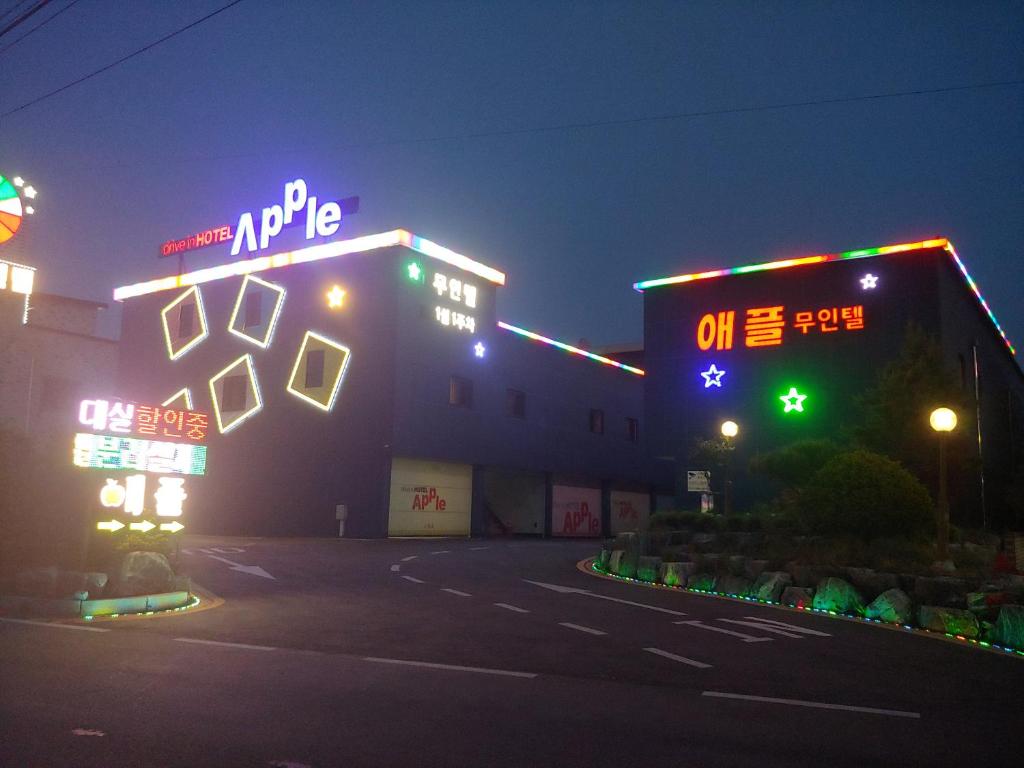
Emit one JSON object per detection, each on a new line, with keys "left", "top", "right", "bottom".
{"left": 161, "top": 387, "right": 194, "bottom": 409}
{"left": 227, "top": 274, "right": 286, "bottom": 348}
{"left": 285, "top": 330, "right": 352, "bottom": 412}
{"left": 208, "top": 354, "right": 263, "bottom": 433}
{"left": 160, "top": 285, "right": 209, "bottom": 360}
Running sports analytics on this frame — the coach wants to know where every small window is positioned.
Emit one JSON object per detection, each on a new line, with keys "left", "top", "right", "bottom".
{"left": 305, "top": 349, "right": 325, "bottom": 388}
{"left": 177, "top": 303, "right": 194, "bottom": 338}
{"left": 507, "top": 389, "right": 526, "bottom": 419}
{"left": 243, "top": 291, "right": 262, "bottom": 329}
{"left": 589, "top": 408, "right": 604, "bottom": 435}
{"left": 222, "top": 375, "right": 248, "bottom": 411}
{"left": 450, "top": 376, "right": 473, "bottom": 408}
{"left": 626, "top": 417, "right": 640, "bottom": 443}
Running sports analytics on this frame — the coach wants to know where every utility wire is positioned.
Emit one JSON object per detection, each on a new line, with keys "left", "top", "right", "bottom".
{"left": 1, "top": 0, "right": 244, "bottom": 118}
{"left": 0, "top": 0, "right": 79, "bottom": 55}
{"left": 0, "top": 0, "right": 52, "bottom": 39}
{"left": 0, "top": 0, "right": 33, "bottom": 25}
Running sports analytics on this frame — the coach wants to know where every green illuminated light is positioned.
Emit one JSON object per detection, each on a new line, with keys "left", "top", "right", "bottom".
{"left": 779, "top": 387, "right": 808, "bottom": 413}
{"left": 407, "top": 261, "right": 423, "bottom": 282}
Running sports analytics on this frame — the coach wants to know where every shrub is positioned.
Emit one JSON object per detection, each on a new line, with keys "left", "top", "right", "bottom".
{"left": 649, "top": 510, "right": 701, "bottom": 530}
{"left": 750, "top": 439, "right": 842, "bottom": 489}
{"left": 798, "top": 450, "right": 933, "bottom": 541}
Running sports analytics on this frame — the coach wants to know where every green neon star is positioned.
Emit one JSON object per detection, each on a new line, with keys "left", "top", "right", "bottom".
{"left": 407, "top": 262, "right": 423, "bottom": 281}
{"left": 780, "top": 387, "right": 808, "bottom": 413}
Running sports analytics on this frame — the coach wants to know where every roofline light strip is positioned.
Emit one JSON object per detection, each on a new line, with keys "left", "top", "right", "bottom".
{"left": 944, "top": 241, "right": 1015, "bottom": 355}
{"left": 497, "top": 321, "right": 645, "bottom": 376}
{"left": 113, "top": 230, "right": 505, "bottom": 301}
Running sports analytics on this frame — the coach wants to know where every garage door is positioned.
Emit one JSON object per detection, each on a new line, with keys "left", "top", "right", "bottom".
{"left": 388, "top": 457, "right": 472, "bottom": 536}
{"left": 610, "top": 490, "right": 650, "bottom": 534}
{"left": 481, "top": 467, "right": 545, "bottom": 534}
{"left": 551, "top": 484, "right": 602, "bottom": 537}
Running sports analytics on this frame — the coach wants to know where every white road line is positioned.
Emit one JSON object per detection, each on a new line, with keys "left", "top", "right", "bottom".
{"left": 441, "top": 588, "right": 472, "bottom": 597}
{"left": 743, "top": 616, "right": 832, "bottom": 637}
{"left": 675, "top": 619, "right": 772, "bottom": 643}
{"left": 523, "top": 580, "right": 687, "bottom": 616}
{"left": 0, "top": 618, "right": 109, "bottom": 633}
{"left": 390, "top": 564, "right": 401, "bottom": 572}
{"left": 494, "top": 602, "right": 530, "bottom": 613}
{"left": 701, "top": 691, "right": 921, "bottom": 719}
{"left": 401, "top": 555, "right": 419, "bottom": 562}
{"left": 401, "top": 575, "right": 425, "bottom": 584}
{"left": 718, "top": 619, "right": 805, "bottom": 638}
{"left": 469, "top": 546, "right": 490, "bottom": 551}
{"left": 363, "top": 657, "right": 537, "bottom": 679}
{"left": 643, "top": 647, "right": 712, "bottom": 669}
{"left": 174, "top": 637, "right": 277, "bottom": 651}
{"left": 431, "top": 550, "right": 451, "bottom": 555}
{"left": 559, "top": 622, "right": 607, "bottom": 636}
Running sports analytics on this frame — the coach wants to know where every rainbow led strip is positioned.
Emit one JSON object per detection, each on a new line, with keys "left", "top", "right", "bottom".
{"left": 633, "top": 238, "right": 1015, "bottom": 356}
{"left": 113, "top": 230, "right": 506, "bottom": 301}
{"left": 497, "top": 321, "right": 645, "bottom": 376}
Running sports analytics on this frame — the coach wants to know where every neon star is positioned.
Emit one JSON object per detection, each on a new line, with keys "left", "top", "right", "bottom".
{"left": 326, "top": 285, "right": 346, "bottom": 308}
{"left": 700, "top": 364, "right": 726, "bottom": 388}
{"left": 860, "top": 273, "right": 879, "bottom": 289}
{"left": 779, "top": 387, "right": 808, "bottom": 413}
{"left": 474, "top": 341, "right": 486, "bottom": 358}
{"left": 407, "top": 262, "right": 422, "bottom": 281}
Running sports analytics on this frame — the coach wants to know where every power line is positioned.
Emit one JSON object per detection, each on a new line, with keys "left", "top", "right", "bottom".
{"left": 0, "top": 0, "right": 34, "bottom": 25}
{"left": 1, "top": 0, "right": 244, "bottom": 118}
{"left": 0, "top": 0, "right": 52, "bottom": 39}
{"left": 0, "top": 0, "right": 79, "bottom": 56}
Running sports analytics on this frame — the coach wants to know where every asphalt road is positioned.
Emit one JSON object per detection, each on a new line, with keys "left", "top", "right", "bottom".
{"left": 2, "top": 536, "right": 1022, "bottom": 767}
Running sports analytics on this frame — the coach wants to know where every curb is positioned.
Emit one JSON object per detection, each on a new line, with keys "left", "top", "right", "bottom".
{"left": 577, "top": 557, "right": 1024, "bottom": 661}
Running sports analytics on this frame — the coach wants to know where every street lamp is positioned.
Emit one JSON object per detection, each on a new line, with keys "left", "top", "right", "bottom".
{"left": 929, "top": 407, "right": 957, "bottom": 561}
{"left": 720, "top": 420, "right": 739, "bottom": 516}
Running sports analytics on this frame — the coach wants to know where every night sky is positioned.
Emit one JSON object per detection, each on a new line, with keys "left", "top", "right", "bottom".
{"left": 1, "top": 1, "right": 1021, "bottom": 349}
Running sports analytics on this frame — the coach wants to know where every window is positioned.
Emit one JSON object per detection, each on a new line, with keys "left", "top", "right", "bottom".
{"left": 177, "top": 303, "right": 194, "bottom": 338}
{"left": 507, "top": 389, "right": 526, "bottom": 419}
{"left": 450, "top": 376, "right": 473, "bottom": 408}
{"left": 222, "top": 375, "right": 248, "bottom": 411}
{"left": 626, "top": 417, "right": 640, "bottom": 443}
{"left": 305, "top": 349, "right": 325, "bottom": 388}
{"left": 243, "top": 291, "right": 262, "bottom": 329}
{"left": 589, "top": 408, "right": 604, "bottom": 435}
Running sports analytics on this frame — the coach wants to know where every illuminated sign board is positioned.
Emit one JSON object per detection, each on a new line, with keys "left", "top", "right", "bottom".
{"left": 696, "top": 304, "right": 865, "bottom": 351}
{"left": 431, "top": 270, "right": 477, "bottom": 333}
{"left": 78, "top": 399, "right": 208, "bottom": 444}
{"left": 73, "top": 433, "right": 207, "bottom": 475}
{"left": 160, "top": 224, "right": 234, "bottom": 258}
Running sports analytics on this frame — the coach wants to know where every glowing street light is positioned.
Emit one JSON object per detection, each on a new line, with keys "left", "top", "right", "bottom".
{"left": 929, "top": 407, "right": 958, "bottom": 561}
{"left": 720, "top": 420, "right": 739, "bottom": 516}
{"left": 720, "top": 420, "right": 739, "bottom": 438}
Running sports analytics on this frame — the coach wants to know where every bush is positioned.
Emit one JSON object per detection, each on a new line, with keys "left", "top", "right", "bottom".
{"left": 649, "top": 510, "right": 701, "bottom": 530}
{"left": 798, "top": 450, "right": 933, "bottom": 541}
{"left": 750, "top": 439, "right": 842, "bottom": 489}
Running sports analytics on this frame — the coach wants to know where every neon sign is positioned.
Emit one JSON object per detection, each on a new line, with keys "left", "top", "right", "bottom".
{"left": 860, "top": 273, "right": 879, "bottom": 289}
{"left": 160, "top": 224, "right": 234, "bottom": 258}
{"left": 78, "top": 399, "right": 208, "bottom": 443}
{"left": 779, "top": 387, "right": 808, "bottom": 413}
{"left": 73, "top": 433, "right": 207, "bottom": 475}
{"left": 700, "top": 364, "right": 726, "bottom": 388}
{"left": 431, "top": 270, "right": 477, "bottom": 334}
{"left": 697, "top": 304, "right": 865, "bottom": 351}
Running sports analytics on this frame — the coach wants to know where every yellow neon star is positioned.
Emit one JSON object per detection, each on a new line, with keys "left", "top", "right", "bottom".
{"left": 327, "top": 285, "right": 346, "bottom": 309}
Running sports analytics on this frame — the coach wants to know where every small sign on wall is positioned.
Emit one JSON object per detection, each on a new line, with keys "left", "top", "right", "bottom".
{"left": 552, "top": 485, "right": 601, "bottom": 537}
{"left": 687, "top": 470, "right": 711, "bottom": 492}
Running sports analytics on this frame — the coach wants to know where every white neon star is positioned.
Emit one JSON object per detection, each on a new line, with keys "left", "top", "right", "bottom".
{"left": 407, "top": 262, "right": 422, "bottom": 281}
{"left": 326, "top": 285, "right": 345, "bottom": 308}
{"left": 860, "top": 273, "right": 878, "bottom": 289}
{"left": 474, "top": 341, "right": 486, "bottom": 358}
{"left": 779, "top": 387, "right": 808, "bottom": 413}
{"left": 700, "top": 364, "right": 726, "bottom": 388}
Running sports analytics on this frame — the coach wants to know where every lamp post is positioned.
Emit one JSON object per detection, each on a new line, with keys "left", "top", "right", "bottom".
{"left": 929, "top": 407, "right": 957, "bottom": 561}
{"left": 720, "top": 421, "right": 739, "bottom": 517}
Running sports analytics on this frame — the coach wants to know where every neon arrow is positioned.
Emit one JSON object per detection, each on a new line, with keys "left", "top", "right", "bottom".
{"left": 129, "top": 520, "right": 156, "bottom": 532}
{"left": 97, "top": 520, "right": 125, "bottom": 532}
{"left": 159, "top": 521, "right": 185, "bottom": 533}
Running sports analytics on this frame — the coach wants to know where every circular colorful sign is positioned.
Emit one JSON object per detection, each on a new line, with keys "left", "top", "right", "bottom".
{"left": 0, "top": 174, "right": 24, "bottom": 244}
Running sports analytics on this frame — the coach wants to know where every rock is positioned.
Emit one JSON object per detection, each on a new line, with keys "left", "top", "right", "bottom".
{"left": 727, "top": 555, "right": 748, "bottom": 576}
{"left": 844, "top": 567, "right": 900, "bottom": 599}
{"left": 56, "top": 571, "right": 88, "bottom": 597}
{"left": 612, "top": 549, "right": 638, "bottom": 579}
{"left": 112, "top": 552, "right": 175, "bottom": 597}
{"left": 988, "top": 605, "right": 1024, "bottom": 649}
{"left": 966, "top": 591, "right": 1009, "bottom": 620}
{"left": 812, "top": 577, "right": 864, "bottom": 615}
{"left": 918, "top": 605, "right": 980, "bottom": 639}
{"left": 716, "top": 575, "right": 752, "bottom": 597}
{"left": 614, "top": 532, "right": 640, "bottom": 554}
{"left": 931, "top": 559, "right": 957, "bottom": 574}
{"left": 688, "top": 573, "right": 716, "bottom": 591}
{"left": 781, "top": 586, "right": 814, "bottom": 609}
{"left": 744, "top": 559, "right": 770, "bottom": 580}
{"left": 659, "top": 562, "right": 691, "bottom": 587}
{"left": 608, "top": 550, "right": 625, "bottom": 575}
{"left": 700, "top": 553, "right": 723, "bottom": 573}
{"left": 595, "top": 548, "right": 611, "bottom": 571}
{"left": 170, "top": 574, "right": 192, "bottom": 593}
{"left": 785, "top": 562, "right": 821, "bottom": 588}
{"left": 752, "top": 571, "right": 792, "bottom": 602}
{"left": 72, "top": 590, "right": 89, "bottom": 601}
{"left": 691, "top": 533, "right": 718, "bottom": 552}
{"left": 636, "top": 556, "right": 662, "bottom": 583}
{"left": 14, "top": 566, "right": 59, "bottom": 597}
{"left": 85, "top": 572, "right": 108, "bottom": 593}
{"left": 913, "top": 576, "right": 968, "bottom": 608}
{"left": 865, "top": 589, "right": 914, "bottom": 624}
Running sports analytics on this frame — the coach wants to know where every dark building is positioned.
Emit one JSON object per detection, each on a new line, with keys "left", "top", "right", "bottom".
{"left": 637, "top": 237, "right": 1024, "bottom": 529}
{"left": 116, "top": 228, "right": 663, "bottom": 538}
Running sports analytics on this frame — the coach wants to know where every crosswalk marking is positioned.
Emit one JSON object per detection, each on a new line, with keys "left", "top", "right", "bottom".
{"left": 674, "top": 619, "right": 773, "bottom": 642}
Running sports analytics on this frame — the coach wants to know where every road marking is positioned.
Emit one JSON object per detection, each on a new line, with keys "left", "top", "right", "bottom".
{"left": 0, "top": 618, "right": 109, "bottom": 633}
{"left": 390, "top": 564, "right": 401, "bottom": 572}
{"left": 174, "top": 637, "right": 277, "bottom": 651}
{"left": 431, "top": 550, "right": 451, "bottom": 555}
{"left": 206, "top": 554, "right": 275, "bottom": 580}
{"left": 494, "top": 602, "right": 530, "bottom": 613}
{"left": 675, "top": 619, "right": 772, "bottom": 642}
{"left": 718, "top": 619, "right": 805, "bottom": 638}
{"left": 701, "top": 691, "right": 921, "bottom": 719}
{"left": 643, "top": 647, "right": 712, "bottom": 669}
{"left": 401, "top": 575, "right": 425, "bottom": 584}
{"left": 269, "top": 761, "right": 312, "bottom": 768}
{"left": 524, "top": 580, "right": 687, "bottom": 616}
{"left": 72, "top": 728, "right": 106, "bottom": 737}
{"left": 364, "top": 657, "right": 537, "bottom": 679}
{"left": 559, "top": 622, "right": 607, "bottom": 636}
{"left": 180, "top": 548, "right": 194, "bottom": 555}
{"left": 401, "top": 555, "right": 419, "bottom": 562}
{"left": 441, "top": 588, "right": 472, "bottom": 597}
{"left": 469, "top": 546, "right": 490, "bottom": 551}
{"left": 742, "top": 616, "right": 832, "bottom": 637}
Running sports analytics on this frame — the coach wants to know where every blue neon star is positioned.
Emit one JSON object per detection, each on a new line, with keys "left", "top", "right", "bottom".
{"left": 700, "top": 364, "right": 726, "bottom": 388}
{"left": 474, "top": 341, "right": 486, "bottom": 358}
